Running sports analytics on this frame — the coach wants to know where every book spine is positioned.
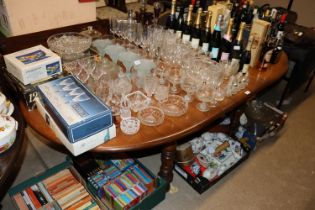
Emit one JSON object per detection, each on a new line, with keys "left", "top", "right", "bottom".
{"left": 20, "top": 190, "right": 36, "bottom": 210}
{"left": 25, "top": 187, "right": 42, "bottom": 209}
{"left": 31, "top": 185, "right": 48, "bottom": 206}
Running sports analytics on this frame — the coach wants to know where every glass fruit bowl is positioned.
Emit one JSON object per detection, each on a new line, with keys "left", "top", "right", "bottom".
{"left": 47, "top": 32, "right": 92, "bottom": 61}
{"left": 160, "top": 95, "right": 188, "bottom": 117}
{"left": 137, "top": 106, "right": 164, "bottom": 126}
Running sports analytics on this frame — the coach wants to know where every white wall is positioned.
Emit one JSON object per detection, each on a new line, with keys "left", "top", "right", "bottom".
{"left": 255, "top": 0, "right": 315, "bottom": 27}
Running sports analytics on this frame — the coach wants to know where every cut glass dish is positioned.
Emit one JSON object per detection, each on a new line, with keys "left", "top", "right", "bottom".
{"left": 47, "top": 32, "right": 92, "bottom": 61}
{"left": 160, "top": 95, "right": 188, "bottom": 117}
{"left": 137, "top": 106, "right": 164, "bottom": 126}
{"left": 124, "top": 91, "right": 151, "bottom": 113}
{"left": 120, "top": 117, "right": 140, "bottom": 135}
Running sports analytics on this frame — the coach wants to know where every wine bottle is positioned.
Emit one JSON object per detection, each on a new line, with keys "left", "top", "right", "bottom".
{"left": 199, "top": 10, "right": 212, "bottom": 53}
{"left": 231, "top": 2, "right": 240, "bottom": 41}
{"left": 182, "top": 5, "right": 194, "bottom": 44}
{"left": 268, "top": 8, "right": 278, "bottom": 37}
{"left": 175, "top": 5, "right": 185, "bottom": 39}
{"left": 259, "top": 37, "right": 275, "bottom": 70}
{"left": 262, "top": 9, "right": 271, "bottom": 22}
{"left": 165, "top": 0, "right": 177, "bottom": 32}
{"left": 270, "top": 33, "right": 284, "bottom": 64}
{"left": 276, "top": 13, "right": 287, "bottom": 39}
{"left": 240, "top": 2, "right": 248, "bottom": 23}
{"left": 231, "top": 22, "right": 246, "bottom": 63}
{"left": 210, "top": 14, "right": 223, "bottom": 61}
{"left": 219, "top": 18, "right": 234, "bottom": 62}
{"left": 246, "top": 0, "right": 255, "bottom": 24}
{"left": 190, "top": 8, "right": 203, "bottom": 49}
{"left": 240, "top": 35, "right": 254, "bottom": 72}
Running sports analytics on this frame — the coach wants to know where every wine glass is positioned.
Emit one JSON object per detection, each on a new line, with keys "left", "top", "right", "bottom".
{"left": 180, "top": 75, "right": 200, "bottom": 102}
{"left": 154, "top": 83, "right": 169, "bottom": 104}
{"left": 167, "top": 64, "right": 182, "bottom": 94}
{"left": 195, "top": 82, "right": 215, "bottom": 112}
{"left": 143, "top": 74, "right": 159, "bottom": 98}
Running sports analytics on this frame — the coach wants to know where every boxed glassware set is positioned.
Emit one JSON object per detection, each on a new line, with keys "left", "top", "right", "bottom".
{"left": 3, "top": 45, "right": 63, "bottom": 85}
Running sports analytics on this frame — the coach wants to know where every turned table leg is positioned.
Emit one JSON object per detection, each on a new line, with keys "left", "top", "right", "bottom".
{"left": 158, "top": 143, "right": 176, "bottom": 190}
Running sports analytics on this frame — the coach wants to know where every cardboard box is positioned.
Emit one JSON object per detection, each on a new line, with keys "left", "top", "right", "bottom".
{"left": 36, "top": 75, "right": 113, "bottom": 143}
{"left": 35, "top": 97, "right": 116, "bottom": 156}
{"left": 174, "top": 132, "right": 249, "bottom": 194}
{"left": 0, "top": 0, "right": 96, "bottom": 37}
{"left": 4, "top": 45, "right": 63, "bottom": 85}
{"left": 9, "top": 157, "right": 167, "bottom": 210}
{"left": 249, "top": 19, "right": 270, "bottom": 68}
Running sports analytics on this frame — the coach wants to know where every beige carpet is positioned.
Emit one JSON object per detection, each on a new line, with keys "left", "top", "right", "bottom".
{"left": 152, "top": 82, "right": 315, "bottom": 210}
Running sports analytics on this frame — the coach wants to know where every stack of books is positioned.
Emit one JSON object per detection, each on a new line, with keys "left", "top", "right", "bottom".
{"left": 73, "top": 157, "right": 156, "bottom": 210}
{"left": 11, "top": 168, "right": 101, "bottom": 210}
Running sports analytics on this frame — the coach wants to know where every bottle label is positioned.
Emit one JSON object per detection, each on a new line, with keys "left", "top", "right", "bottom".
{"left": 168, "top": 29, "right": 175, "bottom": 33}
{"left": 277, "top": 31, "right": 284, "bottom": 39}
{"left": 233, "top": 45, "right": 241, "bottom": 50}
{"left": 182, "top": 34, "right": 191, "bottom": 44}
{"left": 176, "top": 31, "right": 182, "bottom": 39}
{"left": 220, "top": 52, "right": 230, "bottom": 61}
{"left": 264, "top": 50, "right": 273, "bottom": 63}
{"left": 242, "top": 64, "right": 249, "bottom": 73}
{"left": 211, "top": 48, "right": 219, "bottom": 59}
{"left": 202, "top": 43, "right": 209, "bottom": 52}
{"left": 191, "top": 38, "right": 200, "bottom": 49}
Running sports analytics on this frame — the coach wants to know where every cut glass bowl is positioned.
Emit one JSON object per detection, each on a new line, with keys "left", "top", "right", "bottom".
{"left": 47, "top": 32, "right": 92, "bottom": 61}
{"left": 120, "top": 117, "right": 140, "bottom": 135}
{"left": 160, "top": 95, "right": 188, "bottom": 117}
{"left": 137, "top": 106, "right": 164, "bottom": 126}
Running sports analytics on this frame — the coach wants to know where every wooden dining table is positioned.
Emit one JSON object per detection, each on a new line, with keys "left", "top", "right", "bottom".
{"left": 0, "top": 20, "right": 288, "bottom": 189}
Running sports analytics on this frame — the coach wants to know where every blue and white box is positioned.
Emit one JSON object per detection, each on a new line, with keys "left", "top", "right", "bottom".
{"left": 4, "top": 45, "right": 62, "bottom": 85}
{"left": 36, "top": 75, "right": 113, "bottom": 143}
{"left": 35, "top": 97, "right": 116, "bottom": 156}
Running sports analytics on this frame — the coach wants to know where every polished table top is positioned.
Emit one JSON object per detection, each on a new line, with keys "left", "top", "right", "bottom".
{"left": 19, "top": 53, "right": 288, "bottom": 153}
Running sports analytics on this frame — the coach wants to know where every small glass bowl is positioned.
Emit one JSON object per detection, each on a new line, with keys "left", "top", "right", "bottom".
{"left": 137, "top": 106, "right": 164, "bottom": 126}
{"left": 160, "top": 95, "right": 188, "bottom": 117}
{"left": 120, "top": 117, "right": 141, "bottom": 135}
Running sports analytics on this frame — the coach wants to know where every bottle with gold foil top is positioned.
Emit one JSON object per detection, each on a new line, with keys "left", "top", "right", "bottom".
{"left": 199, "top": 10, "right": 212, "bottom": 53}
{"left": 231, "top": 22, "right": 246, "bottom": 63}
{"left": 240, "top": 35, "right": 254, "bottom": 72}
{"left": 181, "top": 5, "right": 193, "bottom": 44}
{"left": 190, "top": 8, "right": 203, "bottom": 49}
{"left": 211, "top": 14, "right": 223, "bottom": 61}
{"left": 220, "top": 18, "right": 234, "bottom": 61}
{"left": 165, "top": 0, "right": 177, "bottom": 32}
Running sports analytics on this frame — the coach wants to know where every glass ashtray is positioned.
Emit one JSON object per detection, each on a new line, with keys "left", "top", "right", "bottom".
{"left": 160, "top": 95, "right": 188, "bottom": 117}
{"left": 137, "top": 106, "right": 164, "bottom": 126}
{"left": 124, "top": 91, "right": 151, "bottom": 113}
{"left": 120, "top": 117, "right": 141, "bottom": 135}
{"left": 47, "top": 32, "right": 92, "bottom": 61}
